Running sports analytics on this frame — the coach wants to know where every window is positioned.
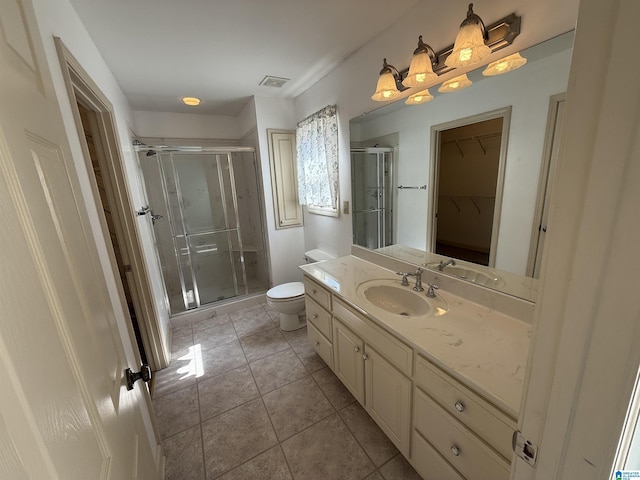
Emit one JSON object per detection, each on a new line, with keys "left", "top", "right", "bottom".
{"left": 296, "top": 104, "right": 339, "bottom": 216}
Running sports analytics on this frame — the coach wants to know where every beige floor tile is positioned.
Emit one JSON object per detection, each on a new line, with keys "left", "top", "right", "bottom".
{"left": 230, "top": 305, "right": 275, "bottom": 337}
{"left": 171, "top": 324, "right": 193, "bottom": 356}
{"left": 199, "top": 340, "right": 247, "bottom": 380}
{"left": 192, "top": 313, "right": 232, "bottom": 333}
{"left": 198, "top": 365, "right": 259, "bottom": 421}
{"left": 163, "top": 425, "right": 205, "bottom": 480}
{"left": 281, "top": 414, "right": 375, "bottom": 480}
{"left": 263, "top": 376, "right": 334, "bottom": 441}
{"left": 291, "top": 341, "right": 329, "bottom": 373}
{"left": 281, "top": 326, "right": 308, "bottom": 347}
{"left": 240, "top": 327, "right": 289, "bottom": 362}
{"left": 153, "top": 384, "right": 200, "bottom": 439}
{"left": 339, "top": 403, "right": 398, "bottom": 467}
{"left": 201, "top": 398, "right": 278, "bottom": 478}
{"left": 249, "top": 348, "right": 308, "bottom": 394}
{"left": 364, "top": 472, "right": 385, "bottom": 480}
{"left": 217, "top": 446, "right": 292, "bottom": 480}
{"left": 153, "top": 355, "right": 198, "bottom": 398}
{"left": 193, "top": 319, "right": 238, "bottom": 351}
{"left": 312, "top": 367, "right": 356, "bottom": 410}
{"left": 379, "top": 454, "right": 422, "bottom": 480}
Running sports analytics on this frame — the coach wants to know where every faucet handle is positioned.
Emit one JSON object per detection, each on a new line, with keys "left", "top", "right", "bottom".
{"left": 396, "top": 272, "right": 410, "bottom": 286}
{"left": 426, "top": 283, "right": 439, "bottom": 298}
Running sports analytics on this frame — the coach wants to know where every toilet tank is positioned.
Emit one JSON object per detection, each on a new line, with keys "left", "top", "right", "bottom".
{"left": 304, "top": 249, "right": 336, "bottom": 263}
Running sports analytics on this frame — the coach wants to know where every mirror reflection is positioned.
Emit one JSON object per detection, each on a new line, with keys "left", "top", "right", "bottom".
{"left": 350, "top": 32, "right": 574, "bottom": 302}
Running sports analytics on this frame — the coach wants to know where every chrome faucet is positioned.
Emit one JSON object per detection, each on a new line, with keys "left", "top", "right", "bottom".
{"left": 396, "top": 268, "right": 424, "bottom": 291}
{"left": 438, "top": 258, "right": 456, "bottom": 271}
{"left": 426, "top": 283, "right": 439, "bottom": 298}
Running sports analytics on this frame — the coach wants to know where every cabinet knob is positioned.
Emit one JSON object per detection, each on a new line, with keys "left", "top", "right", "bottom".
{"left": 454, "top": 401, "right": 465, "bottom": 412}
{"left": 312, "top": 314, "right": 319, "bottom": 319}
{"left": 354, "top": 346, "right": 360, "bottom": 353}
{"left": 314, "top": 341, "right": 320, "bottom": 347}
{"left": 362, "top": 353, "right": 369, "bottom": 360}
{"left": 312, "top": 289, "right": 317, "bottom": 294}
{"left": 451, "top": 445, "right": 461, "bottom": 456}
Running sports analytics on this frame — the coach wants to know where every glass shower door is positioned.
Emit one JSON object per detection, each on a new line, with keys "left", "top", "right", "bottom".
{"left": 351, "top": 148, "right": 394, "bottom": 249}
{"left": 170, "top": 152, "right": 243, "bottom": 308}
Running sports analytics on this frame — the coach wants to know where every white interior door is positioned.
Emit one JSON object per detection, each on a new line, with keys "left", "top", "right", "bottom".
{"left": 0, "top": 1, "right": 161, "bottom": 478}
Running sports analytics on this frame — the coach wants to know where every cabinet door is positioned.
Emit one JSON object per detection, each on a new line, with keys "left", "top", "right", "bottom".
{"left": 365, "top": 346, "right": 412, "bottom": 456}
{"left": 333, "top": 319, "right": 365, "bottom": 404}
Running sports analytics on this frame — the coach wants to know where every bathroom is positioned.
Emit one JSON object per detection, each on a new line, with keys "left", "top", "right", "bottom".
{"left": 1, "top": 0, "right": 640, "bottom": 479}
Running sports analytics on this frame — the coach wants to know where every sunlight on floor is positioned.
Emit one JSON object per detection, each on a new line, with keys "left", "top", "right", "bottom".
{"left": 176, "top": 344, "right": 204, "bottom": 379}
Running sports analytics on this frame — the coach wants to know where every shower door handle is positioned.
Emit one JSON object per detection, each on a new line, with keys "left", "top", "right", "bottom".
{"left": 150, "top": 211, "right": 163, "bottom": 225}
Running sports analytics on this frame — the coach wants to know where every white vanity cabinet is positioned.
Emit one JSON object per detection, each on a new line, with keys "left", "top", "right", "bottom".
{"left": 412, "top": 354, "right": 514, "bottom": 480}
{"left": 304, "top": 277, "right": 333, "bottom": 369}
{"left": 332, "top": 298, "right": 412, "bottom": 456}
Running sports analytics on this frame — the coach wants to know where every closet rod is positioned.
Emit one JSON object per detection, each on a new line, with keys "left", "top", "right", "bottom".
{"left": 397, "top": 185, "right": 427, "bottom": 190}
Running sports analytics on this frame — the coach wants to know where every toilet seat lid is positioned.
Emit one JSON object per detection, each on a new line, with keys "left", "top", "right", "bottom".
{"left": 267, "top": 282, "right": 305, "bottom": 300}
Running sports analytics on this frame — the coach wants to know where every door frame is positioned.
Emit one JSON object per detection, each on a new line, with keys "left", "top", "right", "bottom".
{"left": 54, "top": 38, "right": 170, "bottom": 371}
{"left": 526, "top": 93, "right": 566, "bottom": 277}
{"left": 427, "top": 107, "right": 511, "bottom": 267}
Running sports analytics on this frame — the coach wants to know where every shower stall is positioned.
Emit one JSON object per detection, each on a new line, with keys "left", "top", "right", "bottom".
{"left": 351, "top": 147, "right": 394, "bottom": 249}
{"left": 137, "top": 146, "right": 270, "bottom": 315}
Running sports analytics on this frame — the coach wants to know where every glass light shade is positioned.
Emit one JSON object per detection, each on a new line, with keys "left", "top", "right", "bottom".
{"left": 403, "top": 51, "right": 437, "bottom": 88}
{"left": 372, "top": 70, "right": 400, "bottom": 102}
{"left": 182, "top": 97, "right": 201, "bottom": 106}
{"left": 483, "top": 52, "right": 527, "bottom": 76}
{"left": 438, "top": 74, "right": 472, "bottom": 93}
{"left": 445, "top": 22, "right": 491, "bottom": 68}
{"left": 405, "top": 89, "right": 434, "bottom": 105}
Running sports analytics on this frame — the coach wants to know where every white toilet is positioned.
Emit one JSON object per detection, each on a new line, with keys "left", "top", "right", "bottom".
{"left": 266, "top": 249, "right": 335, "bottom": 331}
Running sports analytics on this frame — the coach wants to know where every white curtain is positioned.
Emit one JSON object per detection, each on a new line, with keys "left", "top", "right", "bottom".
{"left": 296, "top": 105, "right": 339, "bottom": 209}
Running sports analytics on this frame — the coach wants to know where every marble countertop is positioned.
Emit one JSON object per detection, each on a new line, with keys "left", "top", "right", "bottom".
{"left": 300, "top": 255, "right": 531, "bottom": 418}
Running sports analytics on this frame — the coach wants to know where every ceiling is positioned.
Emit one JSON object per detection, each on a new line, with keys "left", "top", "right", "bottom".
{"left": 68, "top": 0, "right": 421, "bottom": 116}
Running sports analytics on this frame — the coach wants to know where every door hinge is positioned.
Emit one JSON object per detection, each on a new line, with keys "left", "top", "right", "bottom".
{"left": 513, "top": 431, "right": 538, "bottom": 467}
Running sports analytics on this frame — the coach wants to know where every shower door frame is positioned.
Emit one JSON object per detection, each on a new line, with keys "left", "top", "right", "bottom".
{"left": 351, "top": 147, "right": 394, "bottom": 249}
{"left": 137, "top": 145, "right": 269, "bottom": 314}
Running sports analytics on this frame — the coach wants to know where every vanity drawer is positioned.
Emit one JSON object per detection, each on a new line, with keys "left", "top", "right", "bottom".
{"left": 307, "top": 321, "right": 333, "bottom": 370}
{"left": 411, "top": 430, "right": 464, "bottom": 480}
{"left": 304, "top": 277, "right": 332, "bottom": 311}
{"left": 415, "top": 355, "right": 515, "bottom": 459}
{"left": 414, "top": 388, "right": 510, "bottom": 480}
{"left": 305, "top": 297, "right": 332, "bottom": 340}
{"left": 333, "top": 298, "right": 412, "bottom": 376}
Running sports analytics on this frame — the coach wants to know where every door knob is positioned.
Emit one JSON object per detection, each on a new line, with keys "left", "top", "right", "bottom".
{"left": 125, "top": 364, "right": 151, "bottom": 391}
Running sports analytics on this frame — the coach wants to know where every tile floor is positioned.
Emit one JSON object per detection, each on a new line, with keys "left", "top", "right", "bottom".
{"left": 152, "top": 303, "right": 423, "bottom": 480}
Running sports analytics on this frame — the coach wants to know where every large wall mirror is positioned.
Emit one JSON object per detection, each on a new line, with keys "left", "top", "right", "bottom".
{"left": 349, "top": 31, "right": 574, "bottom": 302}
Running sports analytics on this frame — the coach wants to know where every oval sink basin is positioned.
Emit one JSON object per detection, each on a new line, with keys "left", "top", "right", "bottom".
{"left": 356, "top": 279, "right": 448, "bottom": 318}
{"left": 425, "top": 262, "right": 503, "bottom": 287}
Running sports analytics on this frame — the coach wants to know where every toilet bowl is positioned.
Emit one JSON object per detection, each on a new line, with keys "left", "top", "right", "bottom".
{"left": 266, "top": 249, "right": 335, "bottom": 331}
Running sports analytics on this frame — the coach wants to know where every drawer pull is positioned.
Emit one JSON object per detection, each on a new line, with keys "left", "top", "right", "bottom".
{"left": 354, "top": 346, "right": 360, "bottom": 353}
{"left": 362, "top": 353, "right": 369, "bottom": 360}
{"left": 454, "top": 401, "right": 465, "bottom": 412}
{"left": 451, "top": 445, "right": 461, "bottom": 456}
{"left": 315, "top": 341, "right": 320, "bottom": 347}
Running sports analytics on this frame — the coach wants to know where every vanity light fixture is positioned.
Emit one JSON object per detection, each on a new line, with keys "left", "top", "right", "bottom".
{"left": 438, "top": 74, "right": 473, "bottom": 93}
{"left": 445, "top": 3, "right": 491, "bottom": 69}
{"left": 182, "top": 97, "right": 201, "bottom": 106}
{"left": 371, "top": 59, "right": 402, "bottom": 102}
{"left": 482, "top": 52, "right": 527, "bottom": 76}
{"left": 405, "top": 89, "right": 434, "bottom": 105}
{"left": 370, "top": 4, "right": 521, "bottom": 102}
{"left": 402, "top": 36, "right": 437, "bottom": 88}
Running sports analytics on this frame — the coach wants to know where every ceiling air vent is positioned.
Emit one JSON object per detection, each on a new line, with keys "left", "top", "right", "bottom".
{"left": 259, "top": 75, "right": 290, "bottom": 88}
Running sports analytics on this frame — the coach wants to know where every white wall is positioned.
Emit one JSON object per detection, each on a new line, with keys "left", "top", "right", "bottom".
{"left": 351, "top": 47, "right": 571, "bottom": 274}
{"left": 294, "top": 0, "right": 580, "bottom": 260}
{"left": 133, "top": 110, "right": 241, "bottom": 139}
{"left": 252, "top": 96, "right": 307, "bottom": 284}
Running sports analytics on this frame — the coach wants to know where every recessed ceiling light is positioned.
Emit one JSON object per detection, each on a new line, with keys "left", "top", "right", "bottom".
{"left": 182, "top": 97, "right": 201, "bottom": 106}
{"left": 259, "top": 76, "right": 290, "bottom": 88}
